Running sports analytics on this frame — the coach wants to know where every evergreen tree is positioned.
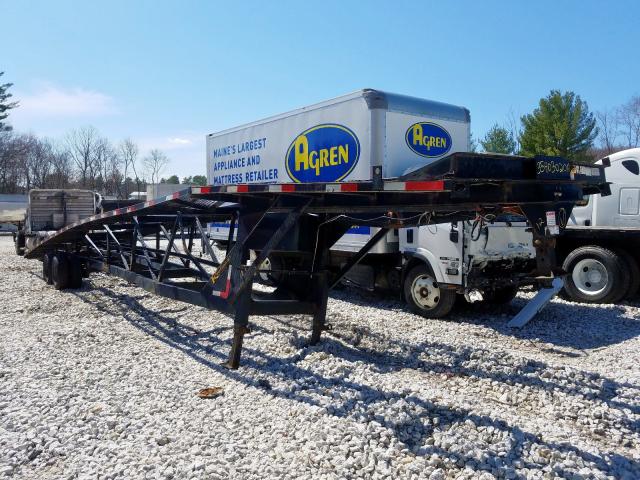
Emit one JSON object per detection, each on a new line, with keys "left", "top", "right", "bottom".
{"left": 0, "top": 72, "right": 19, "bottom": 132}
{"left": 480, "top": 124, "right": 516, "bottom": 154}
{"left": 520, "top": 90, "right": 597, "bottom": 160}
{"left": 191, "top": 175, "right": 207, "bottom": 186}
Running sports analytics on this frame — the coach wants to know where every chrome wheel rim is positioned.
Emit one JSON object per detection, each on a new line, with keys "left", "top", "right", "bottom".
{"left": 411, "top": 274, "right": 440, "bottom": 309}
{"left": 572, "top": 258, "right": 608, "bottom": 296}
{"left": 258, "top": 256, "right": 272, "bottom": 283}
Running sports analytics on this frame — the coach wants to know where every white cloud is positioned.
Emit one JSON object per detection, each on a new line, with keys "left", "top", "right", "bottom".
{"left": 168, "top": 137, "right": 192, "bottom": 145}
{"left": 15, "top": 83, "right": 118, "bottom": 118}
{"left": 138, "top": 133, "right": 204, "bottom": 153}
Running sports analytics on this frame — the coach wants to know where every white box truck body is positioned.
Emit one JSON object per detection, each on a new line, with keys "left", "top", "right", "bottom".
{"left": 207, "top": 88, "right": 472, "bottom": 253}
{"left": 207, "top": 89, "right": 470, "bottom": 186}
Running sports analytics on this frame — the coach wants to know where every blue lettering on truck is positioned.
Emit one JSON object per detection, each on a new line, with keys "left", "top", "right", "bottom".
{"left": 405, "top": 122, "right": 452, "bottom": 158}
{"left": 285, "top": 124, "right": 360, "bottom": 183}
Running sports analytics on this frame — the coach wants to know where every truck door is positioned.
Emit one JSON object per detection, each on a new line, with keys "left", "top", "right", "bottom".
{"left": 594, "top": 157, "right": 640, "bottom": 227}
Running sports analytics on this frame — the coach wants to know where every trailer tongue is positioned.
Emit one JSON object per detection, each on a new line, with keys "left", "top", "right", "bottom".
{"left": 24, "top": 152, "right": 608, "bottom": 368}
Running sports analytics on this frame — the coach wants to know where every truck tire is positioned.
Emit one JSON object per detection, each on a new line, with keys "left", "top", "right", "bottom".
{"left": 15, "top": 231, "right": 25, "bottom": 256}
{"left": 562, "top": 246, "right": 630, "bottom": 304}
{"left": 52, "top": 253, "right": 70, "bottom": 290}
{"left": 614, "top": 248, "right": 640, "bottom": 299}
{"left": 403, "top": 264, "right": 456, "bottom": 318}
{"left": 482, "top": 285, "right": 519, "bottom": 305}
{"left": 68, "top": 255, "right": 83, "bottom": 289}
{"left": 43, "top": 252, "right": 54, "bottom": 285}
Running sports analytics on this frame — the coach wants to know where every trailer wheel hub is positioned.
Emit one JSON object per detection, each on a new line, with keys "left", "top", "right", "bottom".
{"left": 411, "top": 274, "right": 440, "bottom": 309}
{"left": 572, "top": 258, "right": 608, "bottom": 295}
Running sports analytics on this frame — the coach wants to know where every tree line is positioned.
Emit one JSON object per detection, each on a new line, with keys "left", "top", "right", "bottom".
{"left": 0, "top": 72, "right": 205, "bottom": 197}
{"left": 479, "top": 90, "right": 640, "bottom": 161}
{"left": 2, "top": 71, "right": 639, "bottom": 196}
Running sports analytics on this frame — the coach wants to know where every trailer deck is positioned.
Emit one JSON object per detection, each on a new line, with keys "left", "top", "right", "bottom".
{"left": 23, "top": 153, "right": 609, "bottom": 368}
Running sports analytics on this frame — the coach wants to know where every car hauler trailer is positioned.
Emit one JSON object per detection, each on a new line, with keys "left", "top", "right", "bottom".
{"left": 23, "top": 148, "right": 609, "bottom": 368}
{"left": 556, "top": 148, "right": 640, "bottom": 302}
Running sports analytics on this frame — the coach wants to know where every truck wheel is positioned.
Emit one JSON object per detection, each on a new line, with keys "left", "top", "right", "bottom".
{"left": 52, "top": 253, "right": 70, "bottom": 290}
{"left": 482, "top": 285, "right": 519, "bottom": 305}
{"left": 614, "top": 248, "right": 640, "bottom": 299}
{"left": 15, "top": 231, "right": 25, "bottom": 256}
{"left": 68, "top": 256, "right": 83, "bottom": 289}
{"left": 43, "top": 252, "right": 54, "bottom": 284}
{"left": 404, "top": 265, "right": 456, "bottom": 318}
{"left": 562, "top": 246, "right": 630, "bottom": 303}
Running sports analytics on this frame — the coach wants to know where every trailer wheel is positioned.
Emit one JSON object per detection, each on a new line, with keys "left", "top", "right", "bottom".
{"left": 15, "top": 231, "right": 25, "bottom": 256}
{"left": 250, "top": 250, "right": 282, "bottom": 286}
{"left": 68, "top": 255, "right": 83, "bottom": 289}
{"left": 404, "top": 265, "right": 456, "bottom": 318}
{"left": 562, "top": 246, "right": 630, "bottom": 303}
{"left": 42, "top": 252, "right": 54, "bottom": 285}
{"left": 482, "top": 285, "right": 519, "bottom": 305}
{"left": 614, "top": 248, "right": 640, "bottom": 299}
{"left": 51, "top": 253, "right": 70, "bottom": 290}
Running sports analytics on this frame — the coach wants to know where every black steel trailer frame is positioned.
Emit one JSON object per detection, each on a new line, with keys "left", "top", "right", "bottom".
{"left": 24, "top": 153, "right": 609, "bottom": 368}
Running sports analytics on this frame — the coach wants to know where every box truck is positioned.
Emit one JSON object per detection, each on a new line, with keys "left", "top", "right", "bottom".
{"left": 206, "top": 89, "right": 535, "bottom": 318}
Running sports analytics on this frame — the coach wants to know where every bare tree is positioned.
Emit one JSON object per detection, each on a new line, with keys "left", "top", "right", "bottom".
{"left": 118, "top": 138, "right": 139, "bottom": 198}
{"left": 142, "top": 149, "right": 169, "bottom": 185}
{"left": 595, "top": 109, "right": 619, "bottom": 154}
{"left": 25, "top": 136, "right": 55, "bottom": 190}
{"left": 93, "top": 137, "right": 119, "bottom": 195}
{"left": 48, "top": 145, "right": 73, "bottom": 189}
{"left": 66, "top": 126, "right": 99, "bottom": 188}
{"left": 506, "top": 108, "right": 522, "bottom": 154}
{"left": 0, "top": 132, "right": 29, "bottom": 193}
{"left": 618, "top": 96, "right": 640, "bottom": 148}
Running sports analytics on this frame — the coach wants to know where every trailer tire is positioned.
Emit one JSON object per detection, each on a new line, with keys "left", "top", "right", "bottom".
{"left": 68, "top": 255, "right": 83, "bottom": 289}
{"left": 613, "top": 248, "right": 640, "bottom": 299}
{"left": 562, "top": 246, "right": 630, "bottom": 303}
{"left": 482, "top": 285, "right": 519, "bottom": 305}
{"left": 249, "top": 250, "right": 283, "bottom": 286}
{"left": 15, "top": 231, "right": 25, "bottom": 256}
{"left": 43, "top": 252, "right": 54, "bottom": 285}
{"left": 404, "top": 264, "right": 456, "bottom": 319}
{"left": 52, "top": 253, "right": 70, "bottom": 290}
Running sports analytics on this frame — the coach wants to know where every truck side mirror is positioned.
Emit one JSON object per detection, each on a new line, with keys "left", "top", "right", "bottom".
{"left": 450, "top": 228, "right": 459, "bottom": 243}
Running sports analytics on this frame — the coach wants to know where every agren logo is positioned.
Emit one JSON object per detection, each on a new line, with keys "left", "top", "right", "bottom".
{"left": 286, "top": 124, "right": 360, "bottom": 183}
{"left": 406, "top": 122, "right": 452, "bottom": 158}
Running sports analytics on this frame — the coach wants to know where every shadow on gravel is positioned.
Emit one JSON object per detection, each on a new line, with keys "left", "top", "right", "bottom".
{"left": 69, "top": 284, "right": 639, "bottom": 478}
{"left": 330, "top": 286, "right": 640, "bottom": 351}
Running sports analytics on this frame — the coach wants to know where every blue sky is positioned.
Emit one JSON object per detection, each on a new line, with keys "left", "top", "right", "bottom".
{"left": 3, "top": 0, "right": 639, "bottom": 177}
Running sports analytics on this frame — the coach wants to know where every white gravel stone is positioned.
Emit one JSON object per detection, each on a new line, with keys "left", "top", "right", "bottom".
{"left": 0, "top": 236, "right": 639, "bottom": 479}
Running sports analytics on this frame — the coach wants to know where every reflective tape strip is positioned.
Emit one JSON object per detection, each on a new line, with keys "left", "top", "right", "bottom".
{"left": 383, "top": 180, "right": 445, "bottom": 191}
{"left": 268, "top": 184, "right": 296, "bottom": 192}
{"left": 325, "top": 183, "right": 358, "bottom": 192}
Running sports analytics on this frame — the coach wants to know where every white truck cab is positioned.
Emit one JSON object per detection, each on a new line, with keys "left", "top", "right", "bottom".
{"left": 559, "top": 148, "right": 640, "bottom": 302}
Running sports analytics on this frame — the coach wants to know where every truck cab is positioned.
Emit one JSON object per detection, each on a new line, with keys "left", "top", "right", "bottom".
{"left": 335, "top": 216, "right": 535, "bottom": 318}
{"left": 559, "top": 148, "right": 640, "bottom": 303}
{"left": 571, "top": 148, "right": 640, "bottom": 228}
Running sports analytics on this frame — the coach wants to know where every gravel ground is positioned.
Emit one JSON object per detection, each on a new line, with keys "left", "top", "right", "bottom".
{"left": 0, "top": 235, "right": 639, "bottom": 479}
